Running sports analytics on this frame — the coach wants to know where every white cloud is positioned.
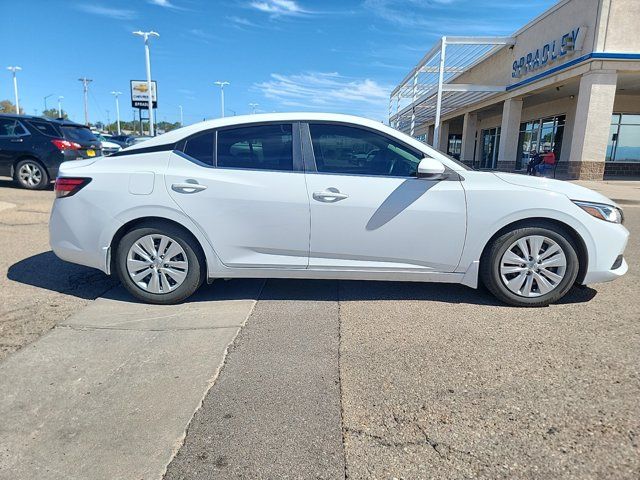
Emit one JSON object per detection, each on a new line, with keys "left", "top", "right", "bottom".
{"left": 250, "top": 0, "right": 308, "bottom": 16}
{"left": 77, "top": 4, "right": 136, "bottom": 19}
{"left": 148, "top": 0, "right": 176, "bottom": 7}
{"left": 254, "top": 72, "right": 391, "bottom": 120}
{"left": 227, "top": 16, "right": 260, "bottom": 28}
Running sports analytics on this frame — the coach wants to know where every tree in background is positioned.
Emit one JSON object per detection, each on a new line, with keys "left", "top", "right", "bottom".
{"left": 42, "top": 108, "right": 68, "bottom": 120}
{"left": 0, "top": 100, "right": 24, "bottom": 114}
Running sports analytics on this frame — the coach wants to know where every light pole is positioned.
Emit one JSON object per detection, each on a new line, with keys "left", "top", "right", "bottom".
{"left": 178, "top": 105, "right": 183, "bottom": 126}
{"left": 7, "top": 66, "right": 21, "bottom": 113}
{"left": 44, "top": 94, "right": 54, "bottom": 113}
{"left": 78, "top": 77, "right": 93, "bottom": 126}
{"left": 110, "top": 91, "right": 122, "bottom": 135}
{"left": 57, "top": 96, "right": 64, "bottom": 117}
{"left": 249, "top": 102, "right": 259, "bottom": 114}
{"left": 133, "top": 30, "right": 159, "bottom": 136}
{"left": 214, "top": 81, "right": 229, "bottom": 118}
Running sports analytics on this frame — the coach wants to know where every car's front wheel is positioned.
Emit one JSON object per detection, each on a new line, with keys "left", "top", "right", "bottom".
{"left": 115, "top": 224, "right": 205, "bottom": 304}
{"left": 14, "top": 159, "right": 49, "bottom": 190}
{"left": 480, "top": 224, "right": 580, "bottom": 307}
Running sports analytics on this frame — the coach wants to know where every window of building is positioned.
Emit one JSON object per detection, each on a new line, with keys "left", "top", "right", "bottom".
{"left": 516, "top": 115, "right": 565, "bottom": 170}
{"left": 217, "top": 124, "right": 293, "bottom": 171}
{"left": 606, "top": 113, "right": 640, "bottom": 162}
{"left": 309, "top": 123, "right": 422, "bottom": 177}
{"left": 480, "top": 127, "right": 500, "bottom": 169}
{"left": 447, "top": 134, "right": 462, "bottom": 160}
{"left": 183, "top": 131, "right": 214, "bottom": 165}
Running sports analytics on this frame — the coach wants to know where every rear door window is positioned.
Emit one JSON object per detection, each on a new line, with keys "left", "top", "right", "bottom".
{"left": 0, "top": 118, "right": 29, "bottom": 137}
{"left": 216, "top": 124, "right": 293, "bottom": 171}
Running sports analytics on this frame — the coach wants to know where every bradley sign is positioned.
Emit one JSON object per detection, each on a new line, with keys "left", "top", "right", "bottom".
{"left": 511, "top": 27, "right": 586, "bottom": 79}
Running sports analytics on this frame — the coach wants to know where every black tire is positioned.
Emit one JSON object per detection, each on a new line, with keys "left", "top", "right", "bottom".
{"left": 480, "top": 223, "right": 580, "bottom": 307}
{"left": 115, "top": 223, "right": 205, "bottom": 304}
{"left": 14, "top": 159, "right": 49, "bottom": 190}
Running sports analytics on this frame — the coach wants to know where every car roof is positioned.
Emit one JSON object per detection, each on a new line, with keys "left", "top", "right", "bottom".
{"left": 0, "top": 113, "right": 87, "bottom": 128}
{"left": 126, "top": 112, "right": 397, "bottom": 149}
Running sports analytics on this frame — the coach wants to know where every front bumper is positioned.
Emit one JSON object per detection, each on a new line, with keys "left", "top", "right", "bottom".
{"left": 581, "top": 222, "right": 629, "bottom": 285}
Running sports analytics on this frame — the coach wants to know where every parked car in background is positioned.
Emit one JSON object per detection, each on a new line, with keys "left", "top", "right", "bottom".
{"left": 131, "top": 136, "right": 153, "bottom": 145}
{"left": 92, "top": 132, "right": 122, "bottom": 156}
{"left": 109, "top": 135, "right": 133, "bottom": 146}
{"left": 49, "top": 113, "right": 628, "bottom": 306}
{"left": 0, "top": 114, "right": 101, "bottom": 189}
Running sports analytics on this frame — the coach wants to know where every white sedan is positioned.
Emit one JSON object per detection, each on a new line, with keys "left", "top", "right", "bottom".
{"left": 49, "top": 113, "right": 628, "bottom": 306}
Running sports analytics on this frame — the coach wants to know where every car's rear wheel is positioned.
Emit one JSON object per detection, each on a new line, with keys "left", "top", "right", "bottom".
{"left": 480, "top": 224, "right": 580, "bottom": 307}
{"left": 115, "top": 224, "right": 205, "bottom": 304}
{"left": 14, "top": 159, "right": 49, "bottom": 190}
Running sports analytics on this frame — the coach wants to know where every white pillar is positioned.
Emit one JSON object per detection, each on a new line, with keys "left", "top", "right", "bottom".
{"left": 461, "top": 112, "right": 478, "bottom": 164}
{"left": 497, "top": 98, "right": 523, "bottom": 170}
{"left": 568, "top": 70, "right": 617, "bottom": 180}
{"left": 438, "top": 121, "right": 449, "bottom": 152}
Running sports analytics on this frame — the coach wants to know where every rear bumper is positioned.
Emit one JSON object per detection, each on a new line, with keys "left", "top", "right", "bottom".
{"left": 49, "top": 195, "right": 113, "bottom": 273}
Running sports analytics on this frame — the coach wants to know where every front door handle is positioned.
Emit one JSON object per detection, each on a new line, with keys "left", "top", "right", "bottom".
{"left": 313, "top": 188, "right": 349, "bottom": 202}
{"left": 171, "top": 182, "right": 207, "bottom": 194}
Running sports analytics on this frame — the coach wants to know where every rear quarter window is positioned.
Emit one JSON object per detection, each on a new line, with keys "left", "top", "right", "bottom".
{"left": 27, "top": 120, "right": 61, "bottom": 137}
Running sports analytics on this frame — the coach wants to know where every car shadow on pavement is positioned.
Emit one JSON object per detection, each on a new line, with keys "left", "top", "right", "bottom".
{"left": 8, "top": 252, "right": 598, "bottom": 307}
{"left": 0, "top": 178, "right": 54, "bottom": 190}
{"left": 7, "top": 251, "right": 117, "bottom": 300}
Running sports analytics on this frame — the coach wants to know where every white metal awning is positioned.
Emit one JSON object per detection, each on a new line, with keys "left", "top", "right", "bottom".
{"left": 389, "top": 36, "right": 515, "bottom": 145}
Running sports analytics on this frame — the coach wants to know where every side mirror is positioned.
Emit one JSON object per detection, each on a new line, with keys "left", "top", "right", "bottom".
{"left": 417, "top": 157, "right": 446, "bottom": 179}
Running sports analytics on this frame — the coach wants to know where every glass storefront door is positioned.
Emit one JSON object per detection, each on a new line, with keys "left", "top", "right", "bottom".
{"left": 480, "top": 127, "right": 500, "bottom": 169}
{"left": 516, "top": 115, "right": 565, "bottom": 170}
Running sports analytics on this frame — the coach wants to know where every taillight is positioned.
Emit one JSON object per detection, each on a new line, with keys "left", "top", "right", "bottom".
{"left": 51, "top": 139, "right": 81, "bottom": 151}
{"left": 54, "top": 177, "right": 91, "bottom": 198}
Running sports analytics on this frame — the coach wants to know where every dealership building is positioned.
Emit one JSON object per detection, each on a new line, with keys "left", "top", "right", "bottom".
{"left": 389, "top": 0, "right": 640, "bottom": 179}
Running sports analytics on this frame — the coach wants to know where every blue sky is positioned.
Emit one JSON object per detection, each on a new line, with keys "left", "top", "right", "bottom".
{"left": 2, "top": 0, "right": 557, "bottom": 126}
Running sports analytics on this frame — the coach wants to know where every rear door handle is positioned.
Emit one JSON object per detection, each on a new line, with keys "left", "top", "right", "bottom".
{"left": 313, "top": 189, "right": 349, "bottom": 202}
{"left": 171, "top": 182, "right": 207, "bottom": 194}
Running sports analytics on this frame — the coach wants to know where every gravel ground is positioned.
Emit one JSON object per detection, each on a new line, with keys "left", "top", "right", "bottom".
{"left": 0, "top": 180, "right": 115, "bottom": 361}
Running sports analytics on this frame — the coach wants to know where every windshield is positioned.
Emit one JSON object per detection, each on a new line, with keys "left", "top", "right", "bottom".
{"left": 62, "top": 126, "right": 98, "bottom": 143}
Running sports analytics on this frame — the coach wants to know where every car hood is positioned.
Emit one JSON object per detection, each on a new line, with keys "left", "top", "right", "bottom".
{"left": 493, "top": 173, "right": 617, "bottom": 206}
{"left": 100, "top": 140, "right": 121, "bottom": 149}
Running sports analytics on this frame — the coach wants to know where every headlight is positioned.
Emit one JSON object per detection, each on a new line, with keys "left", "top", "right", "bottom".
{"left": 573, "top": 200, "right": 623, "bottom": 224}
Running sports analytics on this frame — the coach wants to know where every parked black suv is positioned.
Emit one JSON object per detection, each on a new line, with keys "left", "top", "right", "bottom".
{"left": 0, "top": 114, "right": 102, "bottom": 189}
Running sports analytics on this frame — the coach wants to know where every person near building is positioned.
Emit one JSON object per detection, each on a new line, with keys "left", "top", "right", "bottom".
{"left": 526, "top": 150, "right": 542, "bottom": 175}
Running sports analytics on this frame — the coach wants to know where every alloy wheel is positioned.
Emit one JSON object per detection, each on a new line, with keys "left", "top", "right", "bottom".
{"left": 18, "top": 163, "right": 42, "bottom": 187}
{"left": 126, "top": 234, "right": 189, "bottom": 294}
{"left": 499, "top": 235, "right": 567, "bottom": 298}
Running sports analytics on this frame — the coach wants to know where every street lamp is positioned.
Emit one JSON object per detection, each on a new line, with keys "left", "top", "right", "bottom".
{"left": 110, "top": 91, "right": 122, "bottom": 134}
{"left": 78, "top": 77, "right": 93, "bottom": 125}
{"left": 249, "top": 102, "right": 259, "bottom": 114}
{"left": 178, "top": 105, "right": 183, "bottom": 126}
{"left": 7, "top": 66, "right": 21, "bottom": 113}
{"left": 133, "top": 30, "right": 159, "bottom": 136}
{"left": 214, "top": 81, "right": 229, "bottom": 118}
{"left": 57, "top": 96, "right": 64, "bottom": 117}
{"left": 44, "top": 94, "right": 54, "bottom": 113}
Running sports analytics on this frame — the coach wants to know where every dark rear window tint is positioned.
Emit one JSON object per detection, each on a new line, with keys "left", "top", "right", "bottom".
{"left": 183, "top": 132, "right": 214, "bottom": 165}
{"left": 27, "top": 120, "right": 61, "bottom": 137}
{"left": 61, "top": 126, "right": 98, "bottom": 143}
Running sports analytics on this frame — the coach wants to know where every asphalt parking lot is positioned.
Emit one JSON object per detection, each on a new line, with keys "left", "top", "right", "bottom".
{"left": 1, "top": 178, "right": 638, "bottom": 479}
